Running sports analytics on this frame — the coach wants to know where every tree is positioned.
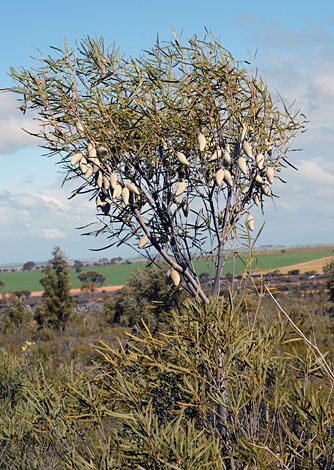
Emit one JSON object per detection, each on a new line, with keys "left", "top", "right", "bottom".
{"left": 22, "top": 261, "right": 35, "bottom": 271}
{"left": 73, "top": 259, "right": 83, "bottom": 273}
{"left": 10, "top": 33, "right": 306, "bottom": 303}
{"left": 323, "top": 260, "right": 334, "bottom": 301}
{"left": 78, "top": 270, "right": 106, "bottom": 287}
{"left": 104, "top": 264, "right": 186, "bottom": 328}
{"left": 35, "top": 247, "right": 73, "bottom": 331}
{"left": 3, "top": 292, "right": 32, "bottom": 328}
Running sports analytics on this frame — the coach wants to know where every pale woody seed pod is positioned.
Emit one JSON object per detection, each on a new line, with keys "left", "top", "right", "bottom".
{"left": 87, "top": 143, "right": 97, "bottom": 158}
{"left": 96, "top": 195, "right": 103, "bottom": 211}
{"left": 243, "top": 141, "right": 252, "bottom": 159}
{"left": 176, "top": 152, "right": 190, "bottom": 166}
{"left": 85, "top": 164, "right": 93, "bottom": 180}
{"left": 262, "top": 184, "right": 271, "bottom": 197}
{"left": 138, "top": 235, "right": 149, "bottom": 249}
{"left": 97, "top": 171, "right": 103, "bottom": 188}
{"left": 223, "top": 150, "right": 231, "bottom": 165}
{"left": 246, "top": 214, "right": 254, "bottom": 231}
{"left": 240, "top": 124, "right": 247, "bottom": 142}
{"left": 122, "top": 187, "right": 130, "bottom": 205}
{"left": 215, "top": 168, "right": 225, "bottom": 186}
{"left": 209, "top": 148, "right": 222, "bottom": 161}
{"left": 127, "top": 183, "right": 140, "bottom": 195}
{"left": 110, "top": 173, "right": 118, "bottom": 189}
{"left": 266, "top": 167, "right": 275, "bottom": 184}
{"left": 80, "top": 157, "right": 87, "bottom": 173}
{"left": 76, "top": 121, "right": 84, "bottom": 136}
{"left": 253, "top": 193, "right": 260, "bottom": 206}
{"left": 170, "top": 269, "right": 180, "bottom": 286}
{"left": 198, "top": 133, "right": 207, "bottom": 152}
{"left": 113, "top": 184, "right": 122, "bottom": 199}
{"left": 175, "top": 180, "right": 186, "bottom": 197}
{"left": 256, "top": 153, "right": 264, "bottom": 170}
{"left": 237, "top": 157, "right": 247, "bottom": 175}
{"left": 182, "top": 201, "right": 189, "bottom": 217}
{"left": 70, "top": 153, "right": 83, "bottom": 166}
{"left": 255, "top": 175, "right": 263, "bottom": 184}
{"left": 224, "top": 169, "right": 233, "bottom": 187}
{"left": 103, "top": 176, "right": 110, "bottom": 190}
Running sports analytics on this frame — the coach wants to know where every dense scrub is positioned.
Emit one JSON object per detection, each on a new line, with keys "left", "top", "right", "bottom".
{"left": 0, "top": 268, "right": 334, "bottom": 469}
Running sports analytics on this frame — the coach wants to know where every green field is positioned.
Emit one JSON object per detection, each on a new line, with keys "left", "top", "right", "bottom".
{"left": 193, "top": 248, "right": 334, "bottom": 276}
{"left": 0, "top": 263, "right": 146, "bottom": 293}
{"left": 0, "top": 247, "right": 333, "bottom": 293}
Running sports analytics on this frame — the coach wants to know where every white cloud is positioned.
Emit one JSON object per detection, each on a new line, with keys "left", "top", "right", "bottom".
{"left": 0, "top": 185, "right": 95, "bottom": 242}
{"left": 299, "top": 158, "right": 334, "bottom": 185}
{"left": 0, "top": 93, "right": 39, "bottom": 154}
{"left": 40, "top": 228, "right": 66, "bottom": 239}
{"left": 40, "top": 195, "right": 65, "bottom": 208}
{"left": 312, "top": 74, "right": 334, "bottom": 98}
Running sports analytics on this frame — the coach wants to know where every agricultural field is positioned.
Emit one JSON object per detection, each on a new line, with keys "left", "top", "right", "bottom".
{"left": 0, "top": 246, "right": 333, "bottom": 293}
{"left": 0, "top": 262, "right": 146, "bottom": 293}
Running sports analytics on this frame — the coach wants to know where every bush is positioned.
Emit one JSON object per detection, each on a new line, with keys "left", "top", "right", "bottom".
{"left": 3, "top": 292, "right": 32, "bottom": 329}
{"left": 104, "top": 264, "right": 186, "bottom": 330}
{"left": 1, "top": 295, "right": 332, "bottom": 469}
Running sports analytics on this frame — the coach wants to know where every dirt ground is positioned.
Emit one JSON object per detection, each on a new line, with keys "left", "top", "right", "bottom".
{"left": 0, "top": 285, "right": 124, "bottom": 299}
{"left": 258, "top": 256, "right": 334, "bottom": 274}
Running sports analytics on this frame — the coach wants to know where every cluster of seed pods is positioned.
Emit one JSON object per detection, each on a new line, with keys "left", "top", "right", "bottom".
{"left": 70, "top": 141, "right": 140, "bottom": 215}
{"left": 194, "top": 130, "right": 276, "bottom": 233}
{"left": 70, "top": 126, "right": 275, "bottom": 288}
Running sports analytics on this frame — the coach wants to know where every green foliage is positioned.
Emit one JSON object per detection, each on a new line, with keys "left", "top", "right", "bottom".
{"left": 0, "top": 295, "right": 332, "bottom": 469}
{"left": 3, "top": 292, "right": 32, "bottom": 329}
{"left": 104, "top": 264, "right": 187, "bottom": 329}
{"left": 74, "top": 259, "right": 84, "bottom": 273}
{"left": 35, "top": 247, "right": 74, "bottom": 331}
{"left": 10, "top": 33, "right": 307, "bottom": 300}
{"left": 22, "top": 261, "right": 36, "bottom": 271}
{"left": 78, "top": 270, "right": 106, "bottom": 286}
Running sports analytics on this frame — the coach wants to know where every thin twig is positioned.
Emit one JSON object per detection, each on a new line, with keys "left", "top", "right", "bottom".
{"left": 250, "top": 442, "right": 290, "bottom": 470}
{"left": 265, "top": 285, "right": 334, "bottom": 383}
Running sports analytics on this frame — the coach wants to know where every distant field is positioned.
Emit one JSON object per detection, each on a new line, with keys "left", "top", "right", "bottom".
{"left": 0, "top": 246, "right": 333, "bottom": 293}
{"left": 193, "top": 247, "right": 334, "bottom": 277}
{"left": 0, "top": 263, "right": 146, "bottom": 293}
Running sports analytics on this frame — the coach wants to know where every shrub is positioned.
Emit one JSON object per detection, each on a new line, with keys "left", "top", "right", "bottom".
{"left": 2, "top": 295, "right": 332, "bottom": 469}
{"left": 104, "top": 264, "right": 186, "bottom": 330}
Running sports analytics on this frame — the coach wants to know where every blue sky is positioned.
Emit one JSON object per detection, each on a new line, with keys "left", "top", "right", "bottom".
{"left": 1, "top": 0, "right": 334, "bottom": 263}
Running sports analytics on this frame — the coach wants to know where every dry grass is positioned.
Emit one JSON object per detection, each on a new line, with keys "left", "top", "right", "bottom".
{"left": 259, "top": 256, "right": 334, "bottom": 274}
